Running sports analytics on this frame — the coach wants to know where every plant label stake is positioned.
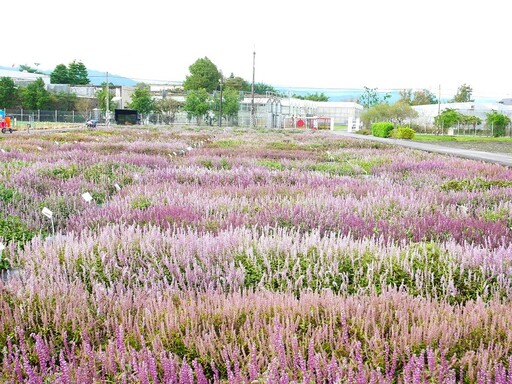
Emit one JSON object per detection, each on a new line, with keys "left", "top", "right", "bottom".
{"left": 0, "top": 242, "right": 5, "bottom": 263}
{"left": 42, "top": 207, "right": 55, "bottom": 237}
{"left": 82, "top": 192, "right": 93, "bottom": 203}
{"left": 114, "top": 183, "right": 121, "bottom": 191}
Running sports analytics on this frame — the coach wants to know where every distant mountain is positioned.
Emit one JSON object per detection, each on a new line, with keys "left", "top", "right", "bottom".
{"left": 0, "top": 65, "right": 137, "bottom": 86}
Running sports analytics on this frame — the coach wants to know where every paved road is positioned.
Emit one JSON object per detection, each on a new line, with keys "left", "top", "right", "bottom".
{"left": 331, "top": 131, "right": 512, "bottom": 167}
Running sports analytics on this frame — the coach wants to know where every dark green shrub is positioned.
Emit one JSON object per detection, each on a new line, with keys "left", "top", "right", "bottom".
{"left": 371, "top": 122, "right": 394, "bottom": 138}
{"left": 391, "top": 126, "right": 416, "bottom": 139}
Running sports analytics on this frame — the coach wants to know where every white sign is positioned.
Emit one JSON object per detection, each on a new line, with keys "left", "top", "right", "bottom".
{"left": 82, "top": 192, "right": 93, "bottom": 203}
{"left": 0, "top": 242, "right": 5, "bottom": 251}
{"left": 42, "top": 207, "right": 53, "bottom": 219}
{"left": 186, "top": 146, "right": 193, "bottom": 151}
{"left": 114, "top": 183, "right": 121, "bottom": 191}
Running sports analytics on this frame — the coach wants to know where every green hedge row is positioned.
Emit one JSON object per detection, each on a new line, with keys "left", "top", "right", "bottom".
{"left": 371, "top": 122, "right": 394, "bottom": 137}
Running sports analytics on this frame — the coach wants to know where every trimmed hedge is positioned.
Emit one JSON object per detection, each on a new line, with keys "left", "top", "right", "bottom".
{"left": 371, "top": 122, "right": 394, "bottom": 138}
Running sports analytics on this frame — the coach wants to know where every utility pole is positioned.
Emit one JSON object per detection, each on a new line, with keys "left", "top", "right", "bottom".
{"left": 251, "top": 49, "right": 256, "bottom": 127}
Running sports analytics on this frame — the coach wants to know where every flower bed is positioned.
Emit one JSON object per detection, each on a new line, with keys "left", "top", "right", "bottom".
{"left": 1, "top": 126, "right": 512, "bottom": 382}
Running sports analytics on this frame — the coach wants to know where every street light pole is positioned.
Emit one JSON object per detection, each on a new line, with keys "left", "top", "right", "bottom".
{"left": 219, "top": 78, "right": 223, "bottom": 127}
{"left": 251, "top": 50, "right": 256, "bottom": 127}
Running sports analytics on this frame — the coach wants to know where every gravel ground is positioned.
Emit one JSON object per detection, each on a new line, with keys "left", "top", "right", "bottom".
{"left": 415, "top": 140, "right": 512, "bottom": 155}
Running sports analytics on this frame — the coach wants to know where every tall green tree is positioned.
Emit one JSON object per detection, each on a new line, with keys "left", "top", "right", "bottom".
{"left": 183, "top": 57, "right": 221, "bottom": 92}
{"left": 450, "top": 84, "right": 474, "bottom": 103}
{"left": 486, "top": 110, "right": 511, "bottom": 137}
{"left": 212, "top": 88, "right": 240, "bottom": 124}
{"left": 68, "top": 60, "right": 90, "bottom": 85}
{"left": 22, "top": 78, "right": 50, "bottom": 109}
{"left": 128, "top": 83, "right": 154, "bottom": 117}
{"left": 183, "top": 89, "right": 211, "bottom": 124}
{"left": 361, "top": 101, "right": 417, "bottom": 127}
{"left": 50, "top": 64, "right": 70, "bottom": 84}
{"left": 0, "top": 77, "right": 19, "bottom": 108}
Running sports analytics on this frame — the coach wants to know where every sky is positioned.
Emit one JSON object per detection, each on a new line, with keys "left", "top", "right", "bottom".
{"left": 3, "top": 0, "right": 511, "bottom": 100}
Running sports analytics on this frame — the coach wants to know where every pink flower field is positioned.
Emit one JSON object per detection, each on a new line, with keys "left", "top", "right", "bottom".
{"left": 1, "top": 126, "right": 512, "bottom": 383}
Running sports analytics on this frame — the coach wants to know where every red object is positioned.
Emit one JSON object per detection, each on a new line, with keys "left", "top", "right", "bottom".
{"left": 0, "top": 120, "right": 5, "bottom": 128}
{"left": 297, "top": 119, "right": 304, "bottom": 128}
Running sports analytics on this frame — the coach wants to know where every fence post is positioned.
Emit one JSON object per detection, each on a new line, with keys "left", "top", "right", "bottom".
{"left": 55, "top": 110, "right": 58, "bottom": 123}
{"left": 38, "top": 110, "right": 40, "bottom": 122}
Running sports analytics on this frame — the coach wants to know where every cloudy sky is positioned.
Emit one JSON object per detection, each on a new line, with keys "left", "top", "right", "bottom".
{"left": 4, "top": 0, "right": 510, "bottom": 99}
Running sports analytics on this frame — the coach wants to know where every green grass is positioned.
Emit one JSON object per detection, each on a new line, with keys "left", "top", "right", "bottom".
{"left": 414, "top": 134, "right": 512, "bottom": 142}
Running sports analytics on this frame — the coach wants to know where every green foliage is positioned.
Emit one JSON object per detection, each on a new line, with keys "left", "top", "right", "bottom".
{"left": 128, "top": 83, "right": 154, "bottom": 116}
{"left": 253, "top": 82, "right": 278, "bottom": 95}
{"left": 19, "top": 64, "right": 43, "bottom": 74}
{"left": 153, "top": 98, "right": 183, "bottom": 124}
{"left": 0, "top": 184, "right": 18, "bottom": 202}
{"left": 0, "top": 77, "right": 19, "bottom": 108}
{"left": 399, "top": 88, "right": 438, "bottom": 105}
{"left": 68, "top": 60, "right": 90, "bottom": 85}
{"left": 371, "top": 122, "right": 394, "bottom": 138}
{"left": 96, "top": 83, "right": 115, "bottom": 113}
{"left": 131, "top": 195, "right": 152, "bottom": 210}
{"left": 223, "top": 74, "right": 249, "bottom": 91}
{"left": 486, "top": 110, "right": 511, "bottom": 137}
{"left": 183, "top": 89, "right": 212, "bottom": 124}
{"left": 258, "top": 159, "right": 284, "bottom": 171}
{"left": 48, "top": 92, "right": 78, "bottom": 111}
{"left": 50, "top": 64, "right": 70, "bottom": 84}
{"left": 441, "top": 177, "right": 512, "bottom": 192}
{"left": 293, "top": 92, "right": 329, "bottom": 101}
{"left": 213, "top": 88, "right": 240, "bottom": 120}
{"left": 183, "top": 57, "right": 221, "bottom": 92}
{"left": 450, "top": 83, "right": 474, "bottom": 103}
{"left": 434, "top": 108, "right": 462, "bottom": 129}
{"left": 22, "top": 78, "right": 50, "bottom": 110}
{"left": 43, "top": 164, "right": 79, "bottom": 180}
{"left": 358, "top": 86, "right": 391, "bottom": 108}
{"left": 391, "top": 126, "right": 416, "bottom": 139}
{"left": 0, "top": 216, "right": 36, "bottom": 247}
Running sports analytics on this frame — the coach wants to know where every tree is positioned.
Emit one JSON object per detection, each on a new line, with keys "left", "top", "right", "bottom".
{"left": 434, "top": 108, "right": 462, "bottom": 132}
{"left": 183, "top": 89, "right": 211, "bottom": 125}
{"left": 128, "top": 83, "right": 154, "bottom": 117}
{"left": 388, "top": 100, "right": 418, "bottom": 125}
{"left": 0, "top": 77, "right": 19, "bottom": 108}
{"left": 361, "top": 101, "right": 417, "bottom": 127}
{"left": 50, "top": 64, "right": 70, "bottom": 84}
{"left": 212, "top": 88, "right": 240, "bottom": 124}
{"left": 22, "top": 78, "right": 50, "bottom": 109}
{"left": 224, "top": 74, "right": 249, "bottom": 91}
{"left": 293, "top": 92, "right": 329, "bottom": 101}
{"left": 96, "top": 83, "right": 115, "bottom": 113}
{"left": 68, "top": 60, "right": 90, "bottom": 85}
{"left": 358, "top": 86, "right": 391, "bottom": 109}
{"left": 19, "top": 64, "right": 43, "bottom": 74}
{"left": 154, "top": 98, "right": 183, "bottom": 124}
{"left": 400, "top": 89, "right": 438, "bottom": 105}
{"left": 183, "top": 57, "right": 221, "bottom": 92}
{"left": 486, "top": 110, "right": 511, "bottom": 137}
{"left": 411, "top": 89, "right": 437, "bottom": 105}
{"left": 450, "top": 84, "right": 473, "bottom": 103}
{"left": 253, "top": 82, "right": 277, "bottom": 95}
{"left": 76, "top": 98, "right": 98, "bottom": 121}
{"left": 48, "top": 92, "right": 78, "bottom": 111}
